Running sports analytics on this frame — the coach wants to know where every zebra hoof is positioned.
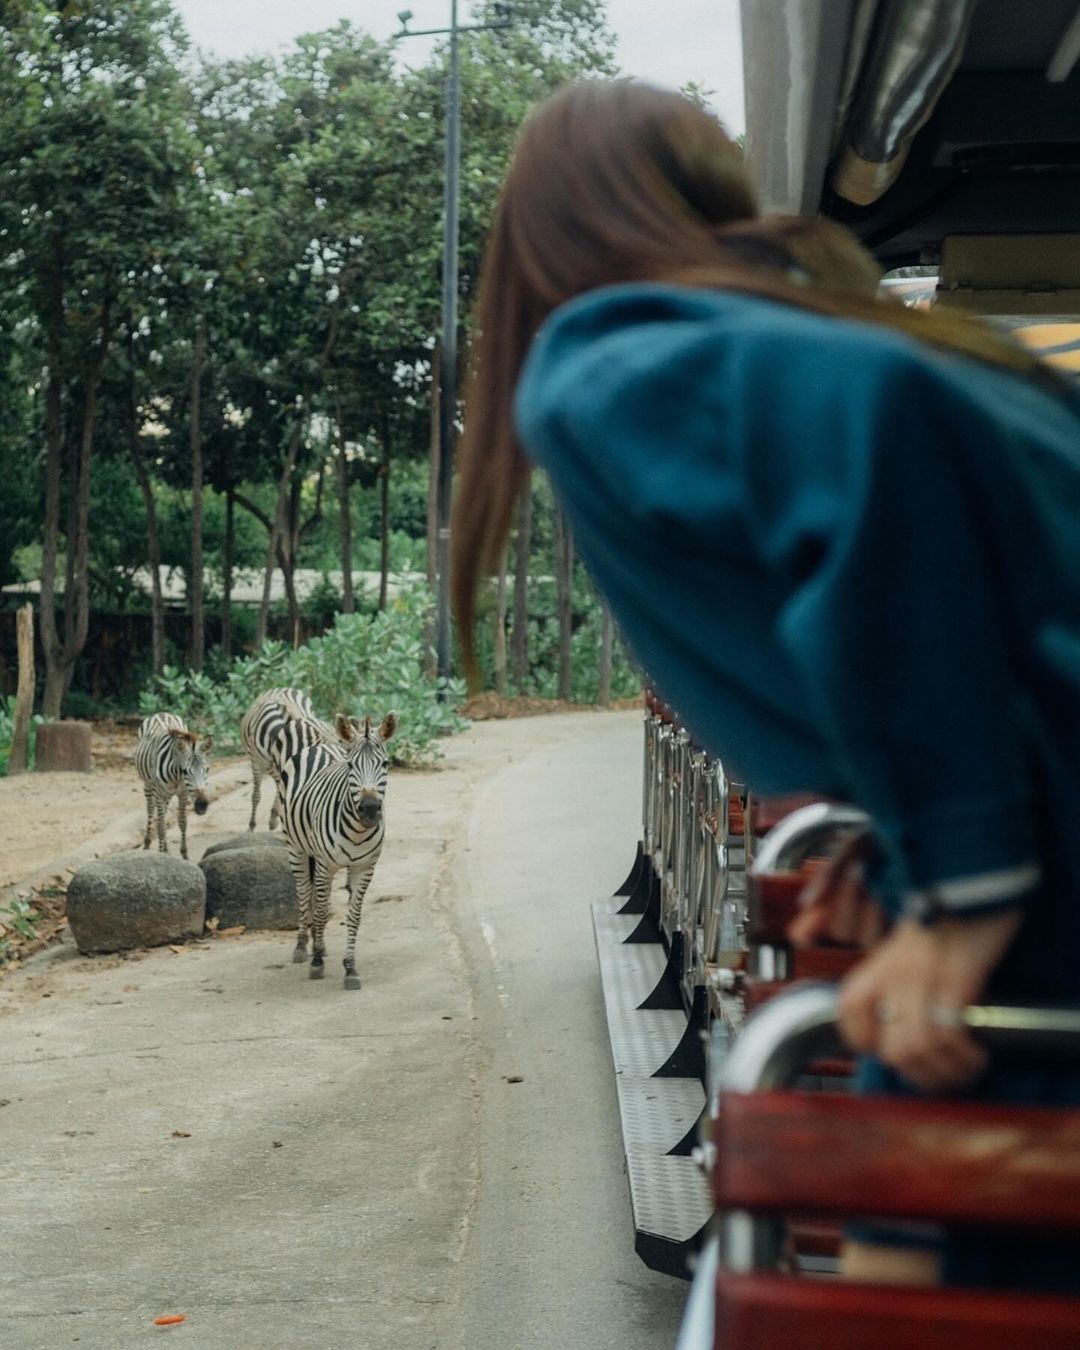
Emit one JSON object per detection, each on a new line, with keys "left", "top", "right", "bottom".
{"left": 291, "top": 947, "right": 308, "bottom": 964}
{"left": 344, "top": 974, "right": 361, "bottom": 991}
{"left": 309, "top": 964, "right": 325, "bottom": 980}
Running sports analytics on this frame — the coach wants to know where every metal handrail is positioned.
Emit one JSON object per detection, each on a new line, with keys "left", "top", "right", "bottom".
{"left": 750, "top": 802, "right": 871, "bottom": 877}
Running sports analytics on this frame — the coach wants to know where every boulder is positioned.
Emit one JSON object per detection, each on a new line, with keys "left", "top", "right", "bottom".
{"left": 201, "top": 832, "right": 288, "bottom": 860}
{"left": 66, "top": 851, "right": 206, "bottom": 954}
{"left": 35, "top": 720, "right": 93, "bottom": 773}
{"left": 200, "top": 846, "right": 298, "bottom": 931}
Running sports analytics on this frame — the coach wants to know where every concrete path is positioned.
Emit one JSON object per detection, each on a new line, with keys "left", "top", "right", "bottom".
{"left": 0, "top": 712, "right": 688, "bottom": 1349}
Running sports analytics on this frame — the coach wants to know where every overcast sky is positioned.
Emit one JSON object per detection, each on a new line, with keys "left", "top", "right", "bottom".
{"left": 170, "top": 0, "right": 746, "bottom": 133}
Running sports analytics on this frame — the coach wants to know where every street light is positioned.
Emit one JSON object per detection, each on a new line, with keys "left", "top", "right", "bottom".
{"left": 395, "top": 2, "right": 517, "bottom": 686}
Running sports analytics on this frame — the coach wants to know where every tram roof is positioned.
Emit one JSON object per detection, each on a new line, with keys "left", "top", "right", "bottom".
{"left": 740, "top": 0, "right": 1080, "bottom": 268}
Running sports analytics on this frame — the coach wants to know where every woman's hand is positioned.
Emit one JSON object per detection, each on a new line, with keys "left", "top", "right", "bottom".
{"left": 838, "top": 909, "right": 1024, "bottom": 1092}
{"left": 787, "top": 832, "right": 888, "bottom": 949}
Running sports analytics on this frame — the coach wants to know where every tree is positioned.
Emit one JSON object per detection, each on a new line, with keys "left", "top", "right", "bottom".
{"left": 0, "top": 0, "right": 192, "bottom": 715}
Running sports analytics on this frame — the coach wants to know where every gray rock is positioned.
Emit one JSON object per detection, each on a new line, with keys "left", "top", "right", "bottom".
{"left": 201, "top": 832, "right": 288, "bottom": 860}
{"left": 200, "top": 846, "right": 298, "bottom": 931}
{"left": 67, "top": 851, "right": 206, "bottom": 954}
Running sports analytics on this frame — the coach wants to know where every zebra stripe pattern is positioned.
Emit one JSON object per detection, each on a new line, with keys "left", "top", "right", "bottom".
{"left": 240, "top": 687, "right": 336, "bottom": 832}
{"left": 135, "top": 712, "right": 213, "bottom": 860}
{"left": 276, "top": 711, "right": 396, "bottom": 989}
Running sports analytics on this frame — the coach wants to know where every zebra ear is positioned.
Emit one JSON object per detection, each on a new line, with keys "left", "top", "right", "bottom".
{"left": 335, "top": 713, "right": 355, "bottom": 741}
{"left": 379, "top": 712, "right": 397, "bottom": 741}
{"left": 199, "top": 735, "right": 213, "bottom": 753}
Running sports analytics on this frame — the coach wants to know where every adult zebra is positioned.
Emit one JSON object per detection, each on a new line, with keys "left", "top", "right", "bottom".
{"left": 135, "top": 713, "right": 213, "bottom": 860}
{"left": 272, "top": 710, "right": 396, "bottom": 989}
{"left": 240, "top": 687, "right": 336, "bottom": 832}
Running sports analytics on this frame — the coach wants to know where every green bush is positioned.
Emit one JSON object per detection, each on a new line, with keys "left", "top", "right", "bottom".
{"left": 139, "top": 581, "right": 466, "bottom": 767}
{"left": 0, "top": 695, "right": 42, "bottom": 776}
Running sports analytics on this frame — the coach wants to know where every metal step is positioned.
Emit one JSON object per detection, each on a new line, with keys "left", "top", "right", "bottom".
{"left": 593, "top": 900, "right": 713, "bottom": 1280}
{"left": 627, "top": 1151, "right": 713, "bottom": 1278}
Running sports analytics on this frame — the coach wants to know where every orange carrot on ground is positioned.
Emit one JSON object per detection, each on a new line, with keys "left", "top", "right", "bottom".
{"left": 153, "top": 1314, "right": 186, "bottom": 1326}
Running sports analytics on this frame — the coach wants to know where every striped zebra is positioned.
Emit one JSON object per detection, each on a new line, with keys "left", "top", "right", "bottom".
{"left": 240, "top": 687, "right": 336, "bottom": 832}
{"left": 135, "top": 713, "right": 213, "bottom": 860}
{"left": 273, "top": 710, "right": 396, "bottom": 989}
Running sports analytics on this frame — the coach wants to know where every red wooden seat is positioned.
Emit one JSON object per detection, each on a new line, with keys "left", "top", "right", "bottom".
{"left": 713, "top": 1091, "right": 1080, "bottom": 1227}
{"left": 715, "top": 1272, "right": 1080, "bottom": 1350}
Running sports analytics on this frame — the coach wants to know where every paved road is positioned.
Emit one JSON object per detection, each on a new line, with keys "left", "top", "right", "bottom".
{"left": 0, "top": 712, "right": 687, "bottom": 1349}
{"left": 443, "top": 716, "right": 688, "bottom": 1350}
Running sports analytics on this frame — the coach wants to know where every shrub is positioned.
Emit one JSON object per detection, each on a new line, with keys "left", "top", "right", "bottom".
{"left": 139, "top": 580, "right": 466, "bottom": 766}
{"left": 0, "top": 694, "right": 43, "bottom": 776}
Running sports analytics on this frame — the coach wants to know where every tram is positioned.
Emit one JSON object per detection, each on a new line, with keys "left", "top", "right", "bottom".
{"left": 589, "top": 2, "right": 1080, "bottom": 1344}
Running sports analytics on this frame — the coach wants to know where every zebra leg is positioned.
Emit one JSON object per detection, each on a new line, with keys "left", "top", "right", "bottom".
{"left": 142, "top": 786, "right": 155, "bottom": 850}
{"left": 288, "top": 850, "right": 312, "bottom": 963}
{"left": 342, "top": 864, "right": 375, "bottom": 991}
{"left": 248, "top": 762, "right": 261, "bottom": 832}
{"left": 308, "top": 862, "right": 332, "bottom": 981}
{"left": 268, "top": 767, "right": 283, "bottom": 832}
{"left": 156, "top": 794, "right": 168, "bottom": 853}
{"left": 177, "top": 787, "right": 189, "bottom": 860}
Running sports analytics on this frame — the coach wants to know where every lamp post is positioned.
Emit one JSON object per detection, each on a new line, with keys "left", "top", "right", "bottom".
{"left": 395, "top": 3, "right": 516, "bottom": 685}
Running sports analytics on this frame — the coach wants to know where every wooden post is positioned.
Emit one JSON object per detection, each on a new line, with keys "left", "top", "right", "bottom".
{"left": 9, "top": 604, "right": 35, "bottom": 774}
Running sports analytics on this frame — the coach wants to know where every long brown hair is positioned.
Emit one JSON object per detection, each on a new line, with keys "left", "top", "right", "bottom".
{"left": 452, "top": 79, "right": 1050, "bottom": 676}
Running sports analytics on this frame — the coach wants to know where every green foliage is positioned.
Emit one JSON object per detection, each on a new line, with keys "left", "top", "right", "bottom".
{"left": 0, "top": 695, "right": 43, "bottom": 776}
{"left": 0, "top": 897, "right": 39, "bottom": 966}
{"left": 139, "top": 582, "right": 465, "bottom": 766}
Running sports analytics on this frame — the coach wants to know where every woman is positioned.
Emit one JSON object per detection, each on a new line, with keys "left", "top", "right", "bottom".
{"left": 452, "top": 81, "right": 1080, "bottom": 1287}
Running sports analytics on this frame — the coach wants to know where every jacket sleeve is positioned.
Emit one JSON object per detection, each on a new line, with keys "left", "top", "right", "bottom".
{"left": 765, "top": 347, "right": 1041, "bottom": 917}
{"left": 517, "top": 293, "right": 1041, "bottom": 918}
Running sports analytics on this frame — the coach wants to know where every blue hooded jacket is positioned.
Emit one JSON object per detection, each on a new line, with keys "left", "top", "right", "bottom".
{"left": 515, "top": 284, "right": 1080, "bottom": 995}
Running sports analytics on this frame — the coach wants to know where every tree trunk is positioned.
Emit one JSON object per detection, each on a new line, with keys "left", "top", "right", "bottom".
{"left": 285, "top": 472, "right": 302, "bottom": 647}
{"left": 598, "top": 599, "right": 613, "bottom": 707}
{"left": 257, "top": 414, "right": 305, "bottom": 647}
{"left": 494, "top": 541, "right": 509, "bottom": 696}
{"left": 130, "top": 435, "right": 164, "bottom": 677}
{"left": 555, "top": 508, "right": 574, "bottom": 702}
{"left": 221, "top": 486, "right": 235, "bottom": 660}
{"left": 256, "top": 310, "right": 338, "bottom": 648}
{"left": 511, "top": 477, "right": 532, "bottom": 692}
{"left": 337, "top": 401, "right": 354, "bottom": 615}
{"left": 189, "top": 315, "right": 207, "bottom": 671}
{"left": 39, "top": 239, "right": 66, "bottom": 718}
{"left": 423, "top": 350, "right": 440, "bottom": 677}
{"left": 9, "top": 604, "right": 35, "bottom": 774}
{"left": 379, "top": 413, "right": 391, "bottom": 612}
{"left": 426, "top": 344, "right": 440, "bottom": 592}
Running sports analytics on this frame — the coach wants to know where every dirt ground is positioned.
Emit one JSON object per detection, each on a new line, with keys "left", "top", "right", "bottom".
{"left": 0, "top": 724, "right": 243, "bottom": 892}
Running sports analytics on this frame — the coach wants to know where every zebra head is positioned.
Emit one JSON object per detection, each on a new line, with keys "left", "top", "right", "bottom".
{"left": 335, "top": 712, "right": 396, "bottom": 829}
{"left": 169, "top": 729, "right": 213, "bottom": 815}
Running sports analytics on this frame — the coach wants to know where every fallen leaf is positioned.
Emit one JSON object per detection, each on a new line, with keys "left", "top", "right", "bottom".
{"left": 218, "top": 925, "right": 245, "bottom": 937}
{"left": 168, "top": 945, "right": 183, "bottom": 954}
{"left": 505, "top": 1074, "right": 524, "bottom": 1085}
{"left": 135, "top": 1187, "right": 156, "bottom": 1194}
{"left": 170, "top": 1130, "right": 192, "bottom": 1138}
{"left": 272, "top": 1140, "right": 283, "bottom": 1148}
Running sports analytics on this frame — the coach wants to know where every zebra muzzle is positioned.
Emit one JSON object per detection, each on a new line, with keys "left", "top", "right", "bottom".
{"left": 193, "top": 794, "right": 210, "bottom": 816}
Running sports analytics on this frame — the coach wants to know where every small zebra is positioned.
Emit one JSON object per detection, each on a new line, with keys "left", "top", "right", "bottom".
{"left": 273, "top": 710, "right": 396, "bottom": 989}
{"left": 240, "top": 687, "right": 336, "bottom": 832}
{"left": 135, "top": 713, "right": 213, "bottom": 860}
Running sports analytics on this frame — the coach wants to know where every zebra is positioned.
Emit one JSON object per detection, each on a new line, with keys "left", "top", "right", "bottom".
{"left": 240, "top": 687, "right": 336, "bottom": 832}
{"left": 272, "top": 710, "right": 396, "bottom": 990}
{"left": 135, "top": 713, "right": 213, "bottom": 860}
